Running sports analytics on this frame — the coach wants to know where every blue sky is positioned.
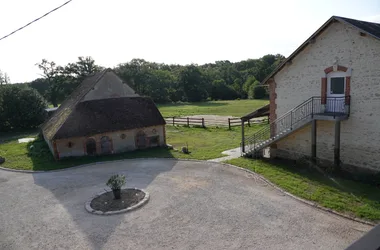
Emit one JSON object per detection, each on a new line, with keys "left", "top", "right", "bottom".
{"left": 0, "top": 0, "right": 379, "bottom": 82}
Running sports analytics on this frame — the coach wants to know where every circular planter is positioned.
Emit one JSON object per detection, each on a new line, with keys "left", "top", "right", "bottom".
{"left": 85, "top": 188, "right": 149, "bottom": 215}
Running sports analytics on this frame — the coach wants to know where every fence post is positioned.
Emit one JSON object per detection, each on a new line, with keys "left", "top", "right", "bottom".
{"left": 172, "top": 117, "right": 175, "bottom": 126}
{"left": 202, "top": 118, "right": 205, "bottom": 128}
{"left": 248, "top": 119, "right": 251, "bottom": 127}
{"left": 187, "top": 117, "right": 189, "bottom": 127}
{"left": 228, "top": 118, "right": 231, "bottom": 130}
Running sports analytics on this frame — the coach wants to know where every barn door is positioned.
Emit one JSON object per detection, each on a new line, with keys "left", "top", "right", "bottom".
{"left": 86, "top": 138, "right": 97, "bottom": 155}
{"left": 136, "top": 131, "right": 146, "bottom": 149}
{"left": 100, "top": 136, "right": 112, "bottom": 154}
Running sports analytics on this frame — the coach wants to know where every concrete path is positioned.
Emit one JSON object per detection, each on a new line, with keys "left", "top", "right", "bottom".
{"left": 208, "top": 146, "right": 269, "bottom": 162}
{"left": 0, "top": 159, "right": 371, "bottom": 250}
{"left": 208, "top": 147, "right": 243, "bottom": 162}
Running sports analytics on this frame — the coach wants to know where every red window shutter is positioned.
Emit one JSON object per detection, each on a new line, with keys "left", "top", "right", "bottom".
{"left": 321, "top": 77, "right": 327, "bottom": 104}
{"left": 345, "top": 76, "right": 351, "bottom": 104}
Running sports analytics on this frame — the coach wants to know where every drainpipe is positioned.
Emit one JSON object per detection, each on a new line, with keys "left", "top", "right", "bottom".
{"left": 334, "top": 121, "right": 341, "bottom": 169}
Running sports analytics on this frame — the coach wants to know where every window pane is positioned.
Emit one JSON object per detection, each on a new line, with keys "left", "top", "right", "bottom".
{"left": 331, "top": 77, "right": 345, "bottom": 94}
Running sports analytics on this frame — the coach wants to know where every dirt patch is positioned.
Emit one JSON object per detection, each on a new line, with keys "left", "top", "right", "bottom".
{"left": 90, "top": 189, "right": 145, "bottom": 212}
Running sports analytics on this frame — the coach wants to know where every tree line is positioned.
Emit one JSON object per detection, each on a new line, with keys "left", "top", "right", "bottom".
{"left": 0, "top": 54, "right": 283, "bottom": 130}
{"left": 3, "top": 54, "right": 283, "bottom": 105}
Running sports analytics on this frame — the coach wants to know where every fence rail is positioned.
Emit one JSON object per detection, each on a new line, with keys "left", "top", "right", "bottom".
{"left": 165, "top": 117, "right": 205, "bottom": 127}
{"left": 165, "top": 116, "right": 268, "bottom": 129}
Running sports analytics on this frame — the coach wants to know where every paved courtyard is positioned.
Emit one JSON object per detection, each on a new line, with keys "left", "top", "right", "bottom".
{"left": 0, "top": 159, "right": 371, "bottom": 250}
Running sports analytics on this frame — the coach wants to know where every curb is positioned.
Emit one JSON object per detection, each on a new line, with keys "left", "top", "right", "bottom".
{"left": 85, "top": 188, "right": 150, "bottom": 215}
{"left": 0, "top": 157, "right": 376, "bottom": 226}
{"left": 219, "top": 162, "right": 377, "bottom": 227}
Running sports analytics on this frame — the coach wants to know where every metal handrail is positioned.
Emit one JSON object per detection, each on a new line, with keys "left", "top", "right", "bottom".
{"left": 244, "top": 96, "right": 350, "bottom": 154}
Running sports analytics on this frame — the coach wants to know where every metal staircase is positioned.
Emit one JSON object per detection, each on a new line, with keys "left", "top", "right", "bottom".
{"left": 243, "top": 96, "right": 350, "bottom": 156}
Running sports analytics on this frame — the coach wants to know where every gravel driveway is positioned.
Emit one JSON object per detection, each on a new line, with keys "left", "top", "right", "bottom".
{"left": 0, "top": 159, "right": 371, "bottom": 250}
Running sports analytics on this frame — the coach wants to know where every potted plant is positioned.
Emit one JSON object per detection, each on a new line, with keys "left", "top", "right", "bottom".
{"left": 106, "top": 174, "right": 126, "bottom": 199}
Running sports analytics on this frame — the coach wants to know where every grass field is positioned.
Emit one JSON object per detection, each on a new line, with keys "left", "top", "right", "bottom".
{"left": 157, "top": 99, "right": 268, "bottom": 117}
{"left": 47, "top": 100, "right": 268, "bottom": 116}
{"left": 0, "top": 125, "right": 263, "bottom": 171}
{"left": 227, "top": 158, "right": 380, "bottom": 222}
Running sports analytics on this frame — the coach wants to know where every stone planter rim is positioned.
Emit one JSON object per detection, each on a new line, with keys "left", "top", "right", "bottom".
{"left": 85, "top": 187, "right": 149, "bottom": 215}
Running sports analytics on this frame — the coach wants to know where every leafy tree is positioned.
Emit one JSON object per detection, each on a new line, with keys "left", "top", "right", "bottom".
{"left": 65, "top": 56, "right": 101, "bottom": 80}
{"left": 209, "top": 79, "right": 238, "bottom": 100}
{"left": 243, "top": 76, "right": 267, "bottom": 99}
{"left": 28, "top": 78, "right": 49, "bottom": 97}
{"left": 0, "top": 70, "right": 10, "bottom": 85}
{"left": 36, "top": 59, "right": 62, "bottom": 107}
{"left": 178, "top": 65, "right": 208, "bottom": 102}
{"left": 231, "top": 78, "right": 244, "bottom": 98}
{"left": 243, "top": 76, "right": 257, "bottom": 96}
{"left": 248, "top": 81, "right": 267, "bottom": 99}
{"left": 36, "top": 57, "right": 102, "bottom": 106}
{"left": 0, "top": 85, "right": 48, "bottom": 130}
{"left": 25, "top": 54, "right": 284, "bottom": 104}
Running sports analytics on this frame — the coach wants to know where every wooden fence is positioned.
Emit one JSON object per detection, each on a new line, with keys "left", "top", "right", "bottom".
{"left": 228, "top": 117, "right": 269, "bottom": 129}
{"left": 165, "top": 116, "right": 268, "bottom": 129}
{"left": 165, "top": 117, "right": 205, "bottom": 127}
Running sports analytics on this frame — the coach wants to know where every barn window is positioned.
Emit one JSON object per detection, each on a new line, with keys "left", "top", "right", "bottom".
{"left": 67, "top": 141, "right": 74, "bottom": 148}
{"left": 120, "top": 134, "right": 126, "bottom": 139}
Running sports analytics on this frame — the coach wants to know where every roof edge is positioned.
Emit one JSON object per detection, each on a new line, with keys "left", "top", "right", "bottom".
{"left": 261, "top": 15, "right": 380, "bottom": 85}
{"left": 334, "top": 16, "right": 380, "bottom": 40}
{"left": 261, "top": 16, "right": 336, "bottom": 85}
{"left": 45, "top": 69, "right": 110, "bottom": 141}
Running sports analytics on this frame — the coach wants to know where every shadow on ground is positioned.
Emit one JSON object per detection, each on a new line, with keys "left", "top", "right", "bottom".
{"left": 0, "top": 129, "right": 39, "bottom": 144}
{"left": 31, "top": 158, "right": 178, "bottom": 249}
{"left": 26, "top": 138, "right": 175, "bottom": 171}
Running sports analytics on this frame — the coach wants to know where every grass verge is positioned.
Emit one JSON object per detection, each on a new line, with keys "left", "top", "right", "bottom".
{"left": 226, "top": 157, "right": 380, "bottom": 222}
{"left": 157, "top": 99, "right": 268, "bottom": 117}
{"left": 0, "top": 125, "right": 263, "bottom": 171}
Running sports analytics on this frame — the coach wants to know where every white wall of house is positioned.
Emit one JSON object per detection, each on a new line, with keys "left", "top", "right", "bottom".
{"left": 81, "top": 71, "right": 138, "bottom": 102}
{"left": 55, "top": 125, "right": 166, "bottom": 158}
{"left": 273, "top": 21, "right": 380, "bottom": 171}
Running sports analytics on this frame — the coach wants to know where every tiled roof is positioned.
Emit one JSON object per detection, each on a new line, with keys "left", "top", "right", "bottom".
{"left": 42, "top": 69, "right": 108, "bottom": 140}
{"left": 53, "top": 97, "right": 166, "bottom": 139}
{"left": 336, "top": 16, "right": 380, "bottom": 40}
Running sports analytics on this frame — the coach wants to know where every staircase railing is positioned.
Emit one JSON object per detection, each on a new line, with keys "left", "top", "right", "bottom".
{"left": 244, "top": 96, "right": 350, "bottom": 154}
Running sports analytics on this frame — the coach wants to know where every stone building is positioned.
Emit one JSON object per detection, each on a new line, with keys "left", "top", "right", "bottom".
{"left": 244, "top": 16, "right": 380, "bottom": 174}
{"left": 42, "top": 68, "right": 166, "bottom": 159}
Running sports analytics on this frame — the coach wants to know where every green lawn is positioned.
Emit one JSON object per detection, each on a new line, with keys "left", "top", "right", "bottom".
{"left": 165, "top": 125, "right": 262, "bottom": 160}
{"left": 227, "top": 158, "right": 380, "bottom": 222}
{"left": 0, "top": 125, "right": 263, "bottom": 171}
{"left": 157, "top": 99, "right": 268, "bottom": 117}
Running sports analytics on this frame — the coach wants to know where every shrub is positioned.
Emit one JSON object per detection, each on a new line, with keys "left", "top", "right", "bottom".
{"left": 0, "top": 85, "right": 48, "bottom": 130}
{"left": 106, "top": 174, "right": 126, "bottom": 190}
